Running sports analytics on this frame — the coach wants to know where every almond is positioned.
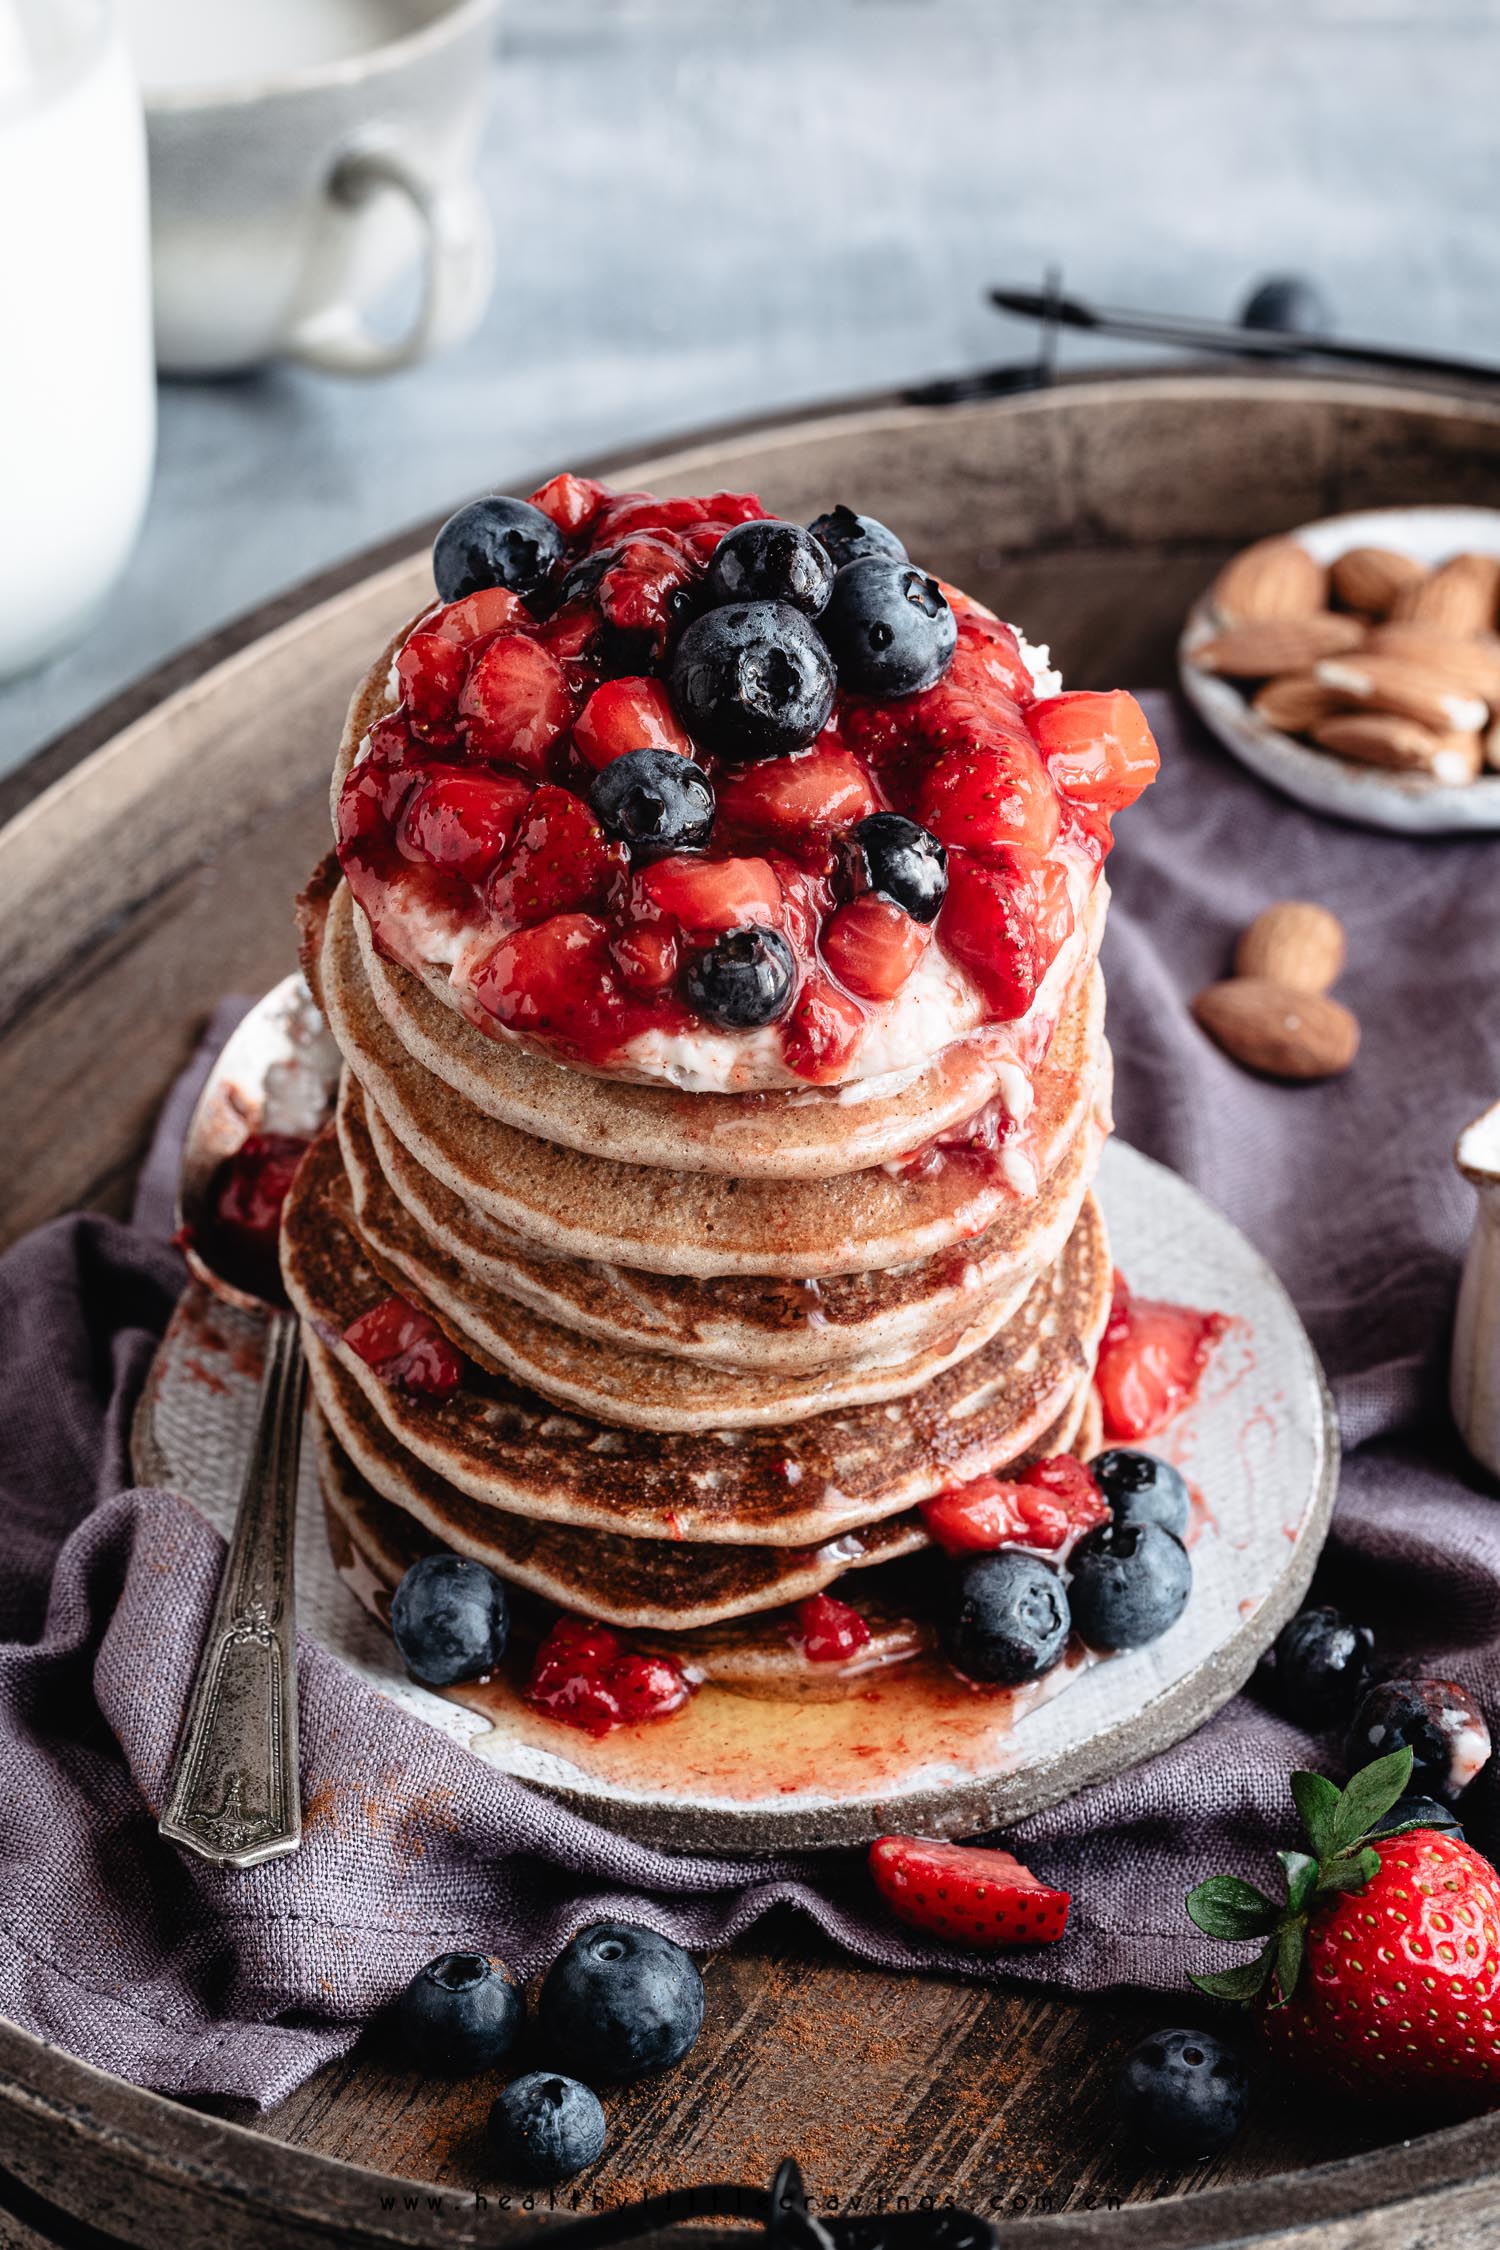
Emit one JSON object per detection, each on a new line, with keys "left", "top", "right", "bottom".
{"left": 1194, "top": 615, "right": 1364, "bottom": 679}
{"left": 1313, "top": 653, "right": 1489, "bottom": 736}
{"left": 1363, "top": 622, "right": 1500, "bottom": 701}
{"left": 1312, "top": 711, "right": 1463, "bottom": 777}
{"left": 1212, "top": 537, "right": 1327, "bottom": 623}
{"left": 1192, "top": 979, "right": 1359, "bottom": 1082}
{"left": 1233, "top": 902, "right": 1346, "bottom": 995}
{"left": 1486, "top": 719, "right": 1500, "bottom": 774}
{"left": 1329, "top": 545, "right": 1428, "bottom": 618}
{"left": 1431, "top": 730, "right": 1484, "bottom": 783}
{"left": 1391, "top": 552, "right": 1500, "bottom": 636}
{"left": 1250, "top": 674, "right": 1352, "bottom": 733}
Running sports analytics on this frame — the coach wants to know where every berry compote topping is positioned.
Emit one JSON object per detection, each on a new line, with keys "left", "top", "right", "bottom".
{"left": 336, "top": 478, "right": 1159, "bottom": 1087}
{"left": 196, "top": 1131, "right": 309, "bottom": 1302}
{"left": 795, "top": 1591, "right": 873, "bottom": 1663}
{"left": 524, "top": 1615, "right": 692, "bottom": 1735}
{"left": 1094, "top": 1270, "right": 1229, "bottom": 1442}
{"left": 343, "top": 1293, "right": 466, "bottom": 1400}
{"left": 921, "top": 1454, "right": 1109, "bottom": 1557}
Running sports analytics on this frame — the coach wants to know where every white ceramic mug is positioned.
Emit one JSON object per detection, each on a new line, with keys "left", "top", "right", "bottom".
{"left": 121, "top": 0, "right": 499, "bottom": 376}
{"left": 0, "top": 0, "right": 155, "bottom": 678}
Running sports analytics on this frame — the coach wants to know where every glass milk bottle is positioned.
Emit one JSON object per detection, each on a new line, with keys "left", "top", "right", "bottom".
{"left": 0, "top": 0, "right": 154, "bottom": 678}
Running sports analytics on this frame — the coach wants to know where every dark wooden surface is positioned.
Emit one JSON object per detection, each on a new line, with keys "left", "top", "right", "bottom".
{"left": 8, "top": 370, "right": 1500, "bottom": 2245}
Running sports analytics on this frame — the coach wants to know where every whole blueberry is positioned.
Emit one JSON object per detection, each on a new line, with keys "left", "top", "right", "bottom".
{"left": 1116, "top": 2028, "right": 1249, "bottom": 2161}
{"left": 684, "top": 925, "right": 797, "bottom": 1030}
{"left": 1068, "top": 1522, "right": 1192, "bottom": 1652}
{"left": 820, "top": 557, "right": 957, "bottom": 697}
{"left": 490, "top": 2073, "right": 606, "bottom": 2183}
{"left": 1371, "top": 1791, "right": 1466, "bottom": 1843}
{"left": 1090, "top": 1449, "right": 1191, "bottom": 1540}
{"left": 1269, "top": 1604, "right": 1374, "bottom": 1729}
{"left": 842, "top": 812, "right": 947, "bottom": 925}
{"left": 393, "top": 1950, "right": 524, "bottom": 2075}
{"left": 1346, "top": 1678, "right": 1492, "bottom": 1802}
{"left": 939, "top": 1551, "right": 1071, "bottom": 1686}
{"left": 668, "top": 601, "right": 836, "bottom": 762}
{"left": 538, "top": 1922, "right": 705, "bottom": 2080}
{"left": 1239, "top": 274, "right": 1333, "bottom": 336}
{"left": 808, "top": 504, "right": 907, "bottom": 570}
{"left": 707, "top": 520, "right": 835, "bottom": 617}
{"left": 588, "top": 748, "right": 714, "bottom": 861}
{"left": 390, "top": 1553, "right": 509, "bottom": 1687}
{"left": 432, "top": 495, "right": 565, "bottom": 604}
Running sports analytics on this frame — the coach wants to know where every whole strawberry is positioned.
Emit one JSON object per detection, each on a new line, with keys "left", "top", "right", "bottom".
{"left": 1188, "top": 1747, "right": 1500, "bottom": 2107}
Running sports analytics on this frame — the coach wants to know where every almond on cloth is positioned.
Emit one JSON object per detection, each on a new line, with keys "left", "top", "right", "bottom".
{"left": 1312, "top": 710, "right": 1480, "bottom": 782}
{"left": 1233, "top": 902, "right": 1346, "bottom": 995}
{"left": 1363, "top": 621, "right": 1500, "bottom": 702}
{"left": 1194, "top": 615, "right": 1364, "bottom": 679}
{"left": 1250, "top": 675, "right": 1352, "bottom": 733}
{"left": 1192, "top": 979, "right": 1359, "bottom": 1081}
{"left": 1212, "top": 537, "right": 1327, "bottom": 623}
{"left": 1312, "top": 652, "right": 1489, "bottom": 737}
{"left": 1391, "top": 552, "right": 1500, "bottom": 636}
{"left": 1328, "top": 545, "right": 1427, "bottom": 617}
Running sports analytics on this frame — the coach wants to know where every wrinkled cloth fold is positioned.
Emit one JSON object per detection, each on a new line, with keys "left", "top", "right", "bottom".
{"left": 2, "top": 693, "right": 1499, "bottom": 2110}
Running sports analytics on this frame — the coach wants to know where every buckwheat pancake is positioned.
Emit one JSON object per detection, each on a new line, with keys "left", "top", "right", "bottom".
{"left": 311, "top": 1357, "right": 1094, "bottom": 1634}
{"left": 340, "top": 1067, "right": 1103, "bottom": 1391}
{"left": 282, "top": 1126, "right": 1112, "bottom": 1544}
{"left": 319, "top": 883, "right": 1110, "bottom": 1279}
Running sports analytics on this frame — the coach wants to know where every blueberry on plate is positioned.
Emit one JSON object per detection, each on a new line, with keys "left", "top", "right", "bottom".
{"left": 684, "top": 925, "right": 797, "bottom": 1029}
{"left": 1268, "top": 1603, "right": 1373, "bottom": 1729}
{"left": 390, "top": 1553, "right": 509, "bottom": 1686}
{"left": 432, "top": 495, "right": 565, "bottom": 605}
{"left": 490, "top": 2072, "right": 606, "bottom": 2183}
{"left": 1346, "top": 1678, "right": 1492, "bottom": 1801}
{"left": 842, "top": 812, "right": 947, "bottom": 924}
{"left": 1239, "top": 273, "right": 1333, "bottom": 335}
{"left": 667, "top": 601, "right": 836, "bottom": 761}
{"left": 588, "top": 748, "right": 714, "bottom": 861}
{"left": 820, "top": 556, "right": 957, "bottom": 697}
{"left": 939, "top": 1550, "right": 1071, "bottom": 1686}
{"left": 1090, "top": 1448, "right": 1190, "bottom": 1540}
{"left": 807, "top": 504, "right": 907, "bottom": 570}
{"left": 1116, "top": 2028, "right": 1249, "bottom": 2161}
{"left": 1068, "top": 1522, "right": 1191, "bottom": 1652}
{"left": 707, "top": 520, "right": 834, "bottom": 617}
{"left": 393, "top": 1951, "right": 524, "bottom": 2074}
{"left": 538, "top": 1922, "right": 705, "bottom": 2080}
{"left": 1371, "top": 1791, "right": 1465, "bottom": 1843}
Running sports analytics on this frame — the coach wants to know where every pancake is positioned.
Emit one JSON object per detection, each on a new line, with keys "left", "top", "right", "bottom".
{"left": 311, "top": 1361, "right": 1093, "bottom": 1635}
{"left": 340, "top": 1067, "right": 1100, "bottom": 1377}
{"left": 282, "top": 1126, "right": 1113, "bottom": 1545}
{"left": 320, "top": 880, "right": 1110, "bottom": 1279}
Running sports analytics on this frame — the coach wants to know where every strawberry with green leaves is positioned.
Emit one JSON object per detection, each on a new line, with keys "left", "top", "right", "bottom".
{"left": 1188, "top": 1747, "right": 1500, "bottom": 2106}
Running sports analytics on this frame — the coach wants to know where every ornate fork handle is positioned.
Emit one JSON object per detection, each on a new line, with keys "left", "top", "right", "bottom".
{"left": 158, "top": 1311, "right": 305, "bottom": 1869}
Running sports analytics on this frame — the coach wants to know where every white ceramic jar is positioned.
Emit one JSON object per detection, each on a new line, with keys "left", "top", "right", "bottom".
{"left": 0, "top": 0, "right": 155, "bottom": 679}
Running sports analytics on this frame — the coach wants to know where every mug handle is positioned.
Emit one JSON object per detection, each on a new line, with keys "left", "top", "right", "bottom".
{"left": 287, "top": 145, "right": 493, "bottom": 376}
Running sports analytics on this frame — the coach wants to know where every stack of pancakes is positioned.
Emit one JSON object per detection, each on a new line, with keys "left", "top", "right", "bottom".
{"left": 283, "top": 643, "right": 1117, "bottom": 1699}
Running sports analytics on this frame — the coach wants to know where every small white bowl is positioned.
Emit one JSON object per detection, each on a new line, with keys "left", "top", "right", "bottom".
{"left": 1179, "top": 504, "right": 1500, "bottom": 836}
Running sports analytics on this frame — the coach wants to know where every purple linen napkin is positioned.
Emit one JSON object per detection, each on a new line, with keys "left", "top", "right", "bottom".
{"left": 2, "top": 692, "right": 1500, "bottom": 2111}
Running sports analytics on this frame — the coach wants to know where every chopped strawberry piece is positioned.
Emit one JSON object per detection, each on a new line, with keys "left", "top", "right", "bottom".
{"left": 429, "top": 586, "right": 529, "bottom": 645}
{"left": 781, "top": 972, "right": 865, "bottom": 1083}
{"left": 592, "top": 490, "right": 765, "bottom": 542}
{"left": 916, "top": 737, "right": 1060, "bottom": 859}
{"left": 796, "top": 1592, "right": 872, "bottom": 1663}
{"left": 635, "top": 853, "right": 783, "bottom": 936}
{"left": 398, "top": 769, "right": 532, "bottom": 883}
{"left": 573, "top": 675, "right": 694, "bottom": 770}
{"left": 822, "top": 893, "right": 930, "bottom": 1001}
{"left": 343, "top": 1294, "right": 464, "bottom": 1400}
{"left": 1095, "top": 1269, "right": 1228, "bottom": 1441}
{"left": 920, "top": 624, "right": 1032, "bottom": 741}
{"left": 459, "top": 634, "right": 574, "bottom": 771}
{"left": 210, "top": 1132, "right": 308, "bottom": 1251}
{"left": 716, "top": 747, "right": 877, "bottom": 857}
{"left": 921, "top": 1455, "right": 1107, "bottom": 1556}
{"left": 487, "top": 784, "right": 625, "bottom": 926}
{"left": 608, "top": 1650, "right": 694, "bottom": 1725}
{"left": 524, "top": 1615, "right": 690, "bottom": 1734}
{"left": 1028, "top": 690, "right": 1160, "bottom": 816}
{"left": 938, "top": 850, "right": 1044, "bottom": 1018}
{"left": 527, "top": 471, "right": 610, "bottom": 535}
{"left": 594, "top": 535, "right": 700, "bottom": 655}
{"left": 612, "top": 920, "right": 680, "bottom": 993}
{"left": 395, "top": 629, "right": 467, "bottom": 735}
{"left": 869, "top": 1835, "right": 1070, "bottom": 1949}
{"left": 468, "top": 912, "right": 630, "bottom": 1056}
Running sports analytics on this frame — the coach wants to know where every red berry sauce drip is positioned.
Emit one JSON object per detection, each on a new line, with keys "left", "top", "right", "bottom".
{"left": 343, "top": 1294, "right": 465, "bottom": 1401}
{"left": 921, "top": 1454, "right": 1109, "bottom": 1558}
{"left": 795, "top": 1591, "right": 873, "bottom": 1664}
{"left": 334, "top": 478, "right": 1160, "bottom": 1081}
{"left": 197, "top": 1131, "right": 309, "bottom": 1302}
{"left": 523, "top": 1615, "right": 692, "bottom": 1735}
{"left": 1094, "top": 1269, "right": 1229, "bottom": 1441}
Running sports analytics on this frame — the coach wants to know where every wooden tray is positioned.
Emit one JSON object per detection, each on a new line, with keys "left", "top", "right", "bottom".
{"left": 6, "top": 369, "right": 1500, "bottom": 2248}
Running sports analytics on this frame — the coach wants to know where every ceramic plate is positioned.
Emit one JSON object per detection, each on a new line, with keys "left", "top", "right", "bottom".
{"left": 137, "top": 1134, "right": 1336, "bottom": 1855}
{"left": 1179, "top": 504, "right": 1500, "bottom": 835}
